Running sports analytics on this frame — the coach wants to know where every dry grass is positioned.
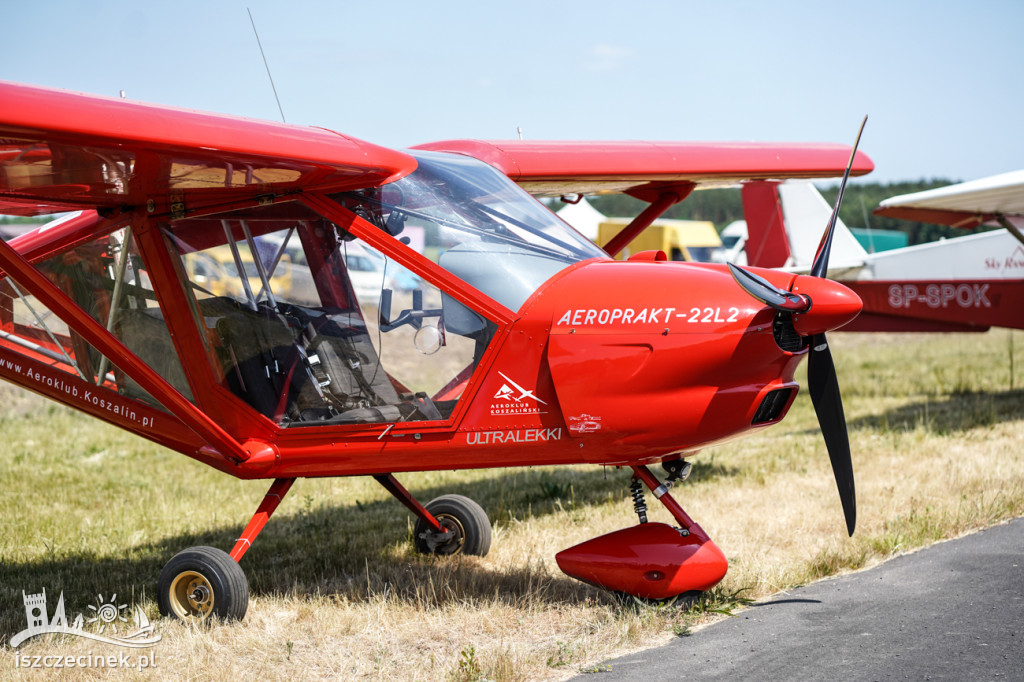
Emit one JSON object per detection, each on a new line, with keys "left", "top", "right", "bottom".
{"left": 1, "top": 330, "right": 1023, "bottom": 680}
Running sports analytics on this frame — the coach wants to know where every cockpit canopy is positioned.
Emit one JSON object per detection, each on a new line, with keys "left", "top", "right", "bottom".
{"left": 332, "top": 150, "right": 608, "bottom": 313}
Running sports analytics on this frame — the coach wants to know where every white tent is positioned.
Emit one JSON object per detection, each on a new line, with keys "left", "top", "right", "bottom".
{"left": 555, "top": 197, "right": 606, "bottom": 241}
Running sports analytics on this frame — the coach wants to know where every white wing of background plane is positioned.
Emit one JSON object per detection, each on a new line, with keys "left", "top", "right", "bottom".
{"left": 875, "top": 170, "right": 1024, "bottom": 232}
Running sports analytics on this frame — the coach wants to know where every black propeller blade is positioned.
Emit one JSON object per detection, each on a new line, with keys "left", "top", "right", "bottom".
{"left": 728, "top": 116, "right": 867, "bottom": 536}
{"left": 807, "top": 333, "right": 856, "bottom": 535}
{"left": 810, "top": 115, "right": 868, "bottom": 279}
{"left": 727, "top": 262, "right": 809, "bottom": 312}
{"left": 806, "top": 115, "right": 866, "bottom": 536}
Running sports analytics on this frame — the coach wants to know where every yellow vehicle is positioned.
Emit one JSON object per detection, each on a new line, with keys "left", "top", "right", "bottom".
{"left": 597, "top": 218, "right": 722, "bottom": 262}
{"left": 183, "top": 243, "right": 293, "bottom": 302}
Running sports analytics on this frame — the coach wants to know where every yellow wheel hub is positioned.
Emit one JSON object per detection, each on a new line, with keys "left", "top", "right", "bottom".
{"left": 168, "top": 570, "right": 214, "bottom": 619}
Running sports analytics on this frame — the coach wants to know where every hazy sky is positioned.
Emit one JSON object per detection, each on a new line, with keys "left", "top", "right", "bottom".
{"left": 4, "top": 1, "right": 1022, "bottom": 184}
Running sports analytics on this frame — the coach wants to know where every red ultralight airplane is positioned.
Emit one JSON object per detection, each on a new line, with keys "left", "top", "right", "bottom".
{"left": 0, "top": 81, "right": 871, "bottom": 621}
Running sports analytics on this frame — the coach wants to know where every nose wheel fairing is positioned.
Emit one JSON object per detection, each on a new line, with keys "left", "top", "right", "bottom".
{"left": 556, "top": 523, "right": 727, "bottom": 599}
{"left": 556, "top": 463, "right": 728, "bottom": 599}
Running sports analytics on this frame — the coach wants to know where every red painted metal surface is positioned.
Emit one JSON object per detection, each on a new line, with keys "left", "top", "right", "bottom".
{"left": 843, "top": 280, "right": 1024, "bottom": 331}
{"left": 872, "top": 205, "right": 991, "bottom": 230}
{"left": 0, "top": 80, "right": 416, "bottom": 215}
{"left": 789, "top": 275, "right": 864, "bottom": 336}
{"left": 602, "top": 190, "right": 689, "bottom": 257}
{"left": 0, "top": 230, "right": 252, "bottom": 465}
{"left": 300, "top": 194, "right": 515, "bottom": 326}
{"left": 630, "top": 464, "right": 709, "bottom": 542}
{"left": 535, "top": 260, "right": 803, "bottom": 461}
{"left": 0, "top": 342, "right": 213, "bottom": 461}
{"left": 412, "top": 139, "right": 874, "bottom": 199}
{"left": 3, "top": 235, "right": 838, "bottom": 477}
{"left": 230, "top": 478, "right": 295, "bottom": 561}
{"left": 4, "top": 211, "right": 119, "bottom": 267}
{"left": 0, "top": 88, "right": 869, "bottom": 478}
{"left": 0, "top": 80, "right": 871, "bottom": 603}
{"left": 373, "top": 474, "right": 445, "bottom": 533}
{"left": 742, "top": 181, "right": 792, "bottom": 267}
{"left": 555, "top": 523, "right": 728, "bottom": 598}
{"left": 841, "top": 313, "right": 987, "bottom": 333}
{"left": 0, "top": 232, "right": 845, "bottom": 478}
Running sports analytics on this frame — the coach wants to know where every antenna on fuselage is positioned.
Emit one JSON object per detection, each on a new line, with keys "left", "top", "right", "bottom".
{"left": 248, "top": 7, "right": 287, "bottom": 123}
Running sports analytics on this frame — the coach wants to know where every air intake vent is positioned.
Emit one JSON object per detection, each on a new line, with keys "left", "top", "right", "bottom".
{"left": 773, "top": 312, "right": 806, "bottom": 353}
{"left": 752, "top": 387, "right": 794, "bottom": 425}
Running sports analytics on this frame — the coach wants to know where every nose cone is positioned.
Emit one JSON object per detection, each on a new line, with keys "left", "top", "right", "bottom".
{"left": 789, "top": 275, "right": 862, "bottom": 337}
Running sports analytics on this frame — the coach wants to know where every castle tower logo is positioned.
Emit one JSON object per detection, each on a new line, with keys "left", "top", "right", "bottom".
{"left": 11, "top": 588, "right": 160, "bottom": 648}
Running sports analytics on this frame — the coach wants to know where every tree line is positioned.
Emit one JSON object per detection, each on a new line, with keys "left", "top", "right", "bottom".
{"left": 585, "top": 179, "right": 987, "bottom": 246}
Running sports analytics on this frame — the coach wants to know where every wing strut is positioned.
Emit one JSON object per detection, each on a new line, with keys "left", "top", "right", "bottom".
{"left": 996, "top": 216, "right": 1024, "bottom": 247}
{"left": 602, "top": 189, "right": 691, "bottom": 257}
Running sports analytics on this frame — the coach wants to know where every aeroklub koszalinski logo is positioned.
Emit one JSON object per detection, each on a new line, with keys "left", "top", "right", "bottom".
{"left": 490, "top": 372, "right": 547, "bottom": 416}
{"left": 11, "top": 588, "right": 160, "bottom": 648}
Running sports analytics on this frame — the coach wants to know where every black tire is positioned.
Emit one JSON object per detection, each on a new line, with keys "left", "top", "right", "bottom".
{"left": 611, "top": 590, "right": 703, "bottom": 610}
{"left": 157, "top": 546, "right": 249, "bottom": 622}
{"left": 413, "top": 494, "right": 491, "bottom": 557}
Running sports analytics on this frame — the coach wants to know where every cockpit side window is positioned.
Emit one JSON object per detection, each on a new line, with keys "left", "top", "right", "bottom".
{"left": 166, "top": 201, "right": 494, "bottom": 427}
{"left": 0, "top": 225, "right": 190, "bottom": 410}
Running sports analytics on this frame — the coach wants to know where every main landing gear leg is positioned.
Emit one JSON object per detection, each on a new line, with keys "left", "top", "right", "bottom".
{"left": 229, "top": 478, "right": 295, "bottom": 561}
{"left": 374, "top": 473, "right": 491, "bottom": 557}
{"left": 157, "top": 477, "right": 295, "bottom": 622}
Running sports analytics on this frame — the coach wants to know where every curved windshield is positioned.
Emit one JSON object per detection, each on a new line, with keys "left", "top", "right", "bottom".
{"left": 332, "top": 150, "right": 608, "bottom": 312}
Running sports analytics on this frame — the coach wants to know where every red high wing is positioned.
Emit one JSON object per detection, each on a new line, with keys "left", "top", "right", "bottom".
{"left": 0, "top": 80, "right": 875, "bottom": 217}
{"left": 413, "top": 139, "right": 874, "bottom": 201}
{"left": 0, "top": 80, "right": 416, "bottom": 216}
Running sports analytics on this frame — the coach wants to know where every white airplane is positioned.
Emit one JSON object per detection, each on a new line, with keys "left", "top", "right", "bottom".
{"left": 737, "top": 176, "right": 1024, "bottom": 331}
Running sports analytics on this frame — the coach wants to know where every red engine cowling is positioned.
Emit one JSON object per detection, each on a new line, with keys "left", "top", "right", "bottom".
{"left": 555, "top": 523, "right": 728, "bottom": 599}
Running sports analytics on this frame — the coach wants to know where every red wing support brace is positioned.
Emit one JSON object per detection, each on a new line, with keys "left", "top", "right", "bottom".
{"left": 230, "top": 478, "right": 295, "bottom": 562}
{"left": 630, "top": 464, "right": 711, "bottom": 543}
{"left": 373, "top": 474, "right": 445, "bottom": 533}
{"left": 602, "top": 190, "right": 689, "bottom": 258}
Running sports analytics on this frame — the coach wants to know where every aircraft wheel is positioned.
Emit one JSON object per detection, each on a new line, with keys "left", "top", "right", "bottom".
{"left": 612, "top": 590, "right": 702, "bottom": 609}
{"left": 157, "top": 546, "right": 249, "bottom": 622}
{"left": 413, "top": 494, "right": 491, "bottom": 557}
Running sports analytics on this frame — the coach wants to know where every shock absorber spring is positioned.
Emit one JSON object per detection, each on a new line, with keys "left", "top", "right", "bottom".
{"left": 630, "top": 477, "right": 648, "bottom": 524}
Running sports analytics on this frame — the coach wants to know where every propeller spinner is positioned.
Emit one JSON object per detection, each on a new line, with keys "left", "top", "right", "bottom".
{"left": 730, "top": 116, "right": 867, "bottom": 536}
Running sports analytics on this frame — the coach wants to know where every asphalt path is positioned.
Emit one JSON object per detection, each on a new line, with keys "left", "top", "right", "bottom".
{"left": 572, "top": 517, "right": 1024, "bottom": 681}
